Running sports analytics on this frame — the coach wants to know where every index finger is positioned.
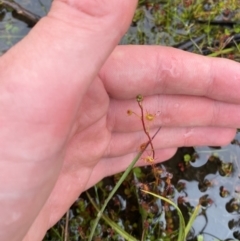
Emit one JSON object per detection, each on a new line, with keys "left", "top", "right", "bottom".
{"left": 100, "top": 45, "right": 240, "bottom": 103}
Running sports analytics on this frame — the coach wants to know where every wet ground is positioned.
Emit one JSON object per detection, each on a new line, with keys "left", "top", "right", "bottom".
{"left": 0, "top": 0, "right": 51, "bottom": 54}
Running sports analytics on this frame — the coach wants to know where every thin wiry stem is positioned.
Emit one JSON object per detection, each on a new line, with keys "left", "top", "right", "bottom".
{"left": 88, "top": 126, "right": 161, "bottom": 241}
{"left": 64, "top": 210, "right": 69, "bottom": 241}
{"left": 137, "top": 95, "right": 155, "bottom": 159}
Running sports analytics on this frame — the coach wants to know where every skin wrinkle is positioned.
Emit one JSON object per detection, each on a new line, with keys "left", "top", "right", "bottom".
{"left": 210, "top": 99, "right": 220, "bottom": 126}
{"left": 158, "top": 96, "right": 172, "bottom": 126}
{"left": 154, "top": 51, "right": 168, "bottom": 93}
{"left": 205, "top": 58, "right": 216, "bottom": 98}
{"left": 157, "top": 55, "right": 182, "bottom": 93}
{"left": 165, "top": 57, "right": 180, "bottom": 79}
{"left": 106, "top": 98, "right": 117, "bottom": 132}
{"left": 182, "top": 127, "right": 194, "bottom": 146}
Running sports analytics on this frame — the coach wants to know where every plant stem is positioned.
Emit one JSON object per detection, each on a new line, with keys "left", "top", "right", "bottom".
{"left": 87, "top": 127, "right": 161, "bottom": 241}
{"left": 64, "top": 210, "right": 69, "bottom": 241}
{"left": 137, "top": 98, "right": 155, "bottom": 159}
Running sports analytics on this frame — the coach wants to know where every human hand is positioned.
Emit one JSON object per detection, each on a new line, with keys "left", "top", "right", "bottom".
{"left": 1, "top": 0, "right": 240, "bottom": 241}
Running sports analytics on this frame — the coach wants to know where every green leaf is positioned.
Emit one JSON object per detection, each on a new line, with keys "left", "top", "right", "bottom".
{"left": 141, "top": 190, "right": 186, "bottom": 241}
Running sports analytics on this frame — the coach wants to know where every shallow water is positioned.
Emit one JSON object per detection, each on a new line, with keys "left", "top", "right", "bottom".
{"left": 0, "top": 0, "right": 51, "bottom": 55}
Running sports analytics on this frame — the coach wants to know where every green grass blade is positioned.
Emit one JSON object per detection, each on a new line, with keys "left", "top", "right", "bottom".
{"left": 50, "top": 227, "right": 63, "bottom": 241}
{"left": 141, "top": 190, "right": 186, "bottom": 241}
{"left": 185, "top": 204, "right": 200, "bottom": 238}
{"left": 86, "top": 191, "right": 138, "bottom": 241}
{"left": 88, "top": 151, "right": 143, "bottom": 241}
{"left": 207, "top": 47, "right": 234, "bottom": 57}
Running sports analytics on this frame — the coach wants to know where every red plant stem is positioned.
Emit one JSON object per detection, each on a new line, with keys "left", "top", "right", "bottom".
{"left": 137, "top": 100, "right": 155, "bottom": 159}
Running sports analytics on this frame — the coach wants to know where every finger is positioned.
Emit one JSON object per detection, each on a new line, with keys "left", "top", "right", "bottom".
{"left": 107, "top": 95, "right": 240, "bottom": 131}
{"left": 104, "top": 127, "right": 235, "bottom": 157}
{"left": 100, "top": 45, "right": 240, "bottom": 103}
{"left": 86, "top": 148, "right": 177, "bottom": 189}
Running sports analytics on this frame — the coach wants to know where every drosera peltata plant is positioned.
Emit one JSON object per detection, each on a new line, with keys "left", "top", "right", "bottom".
{"left": 87, "top": 95, "right": 161, "bottom": 241}
{"left": 127, "top": 94, "right": 161, "bottom": 165}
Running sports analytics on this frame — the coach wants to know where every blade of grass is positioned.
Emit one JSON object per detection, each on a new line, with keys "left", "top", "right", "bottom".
{"left": 88, "top": 127, "right": 161, "bottom": 241}
{"left": 185, "top": 204, "right": 200, "bottom": 239}
{"left": 141, "top": 190, "right": 185, "bottom": 241}
{"left": 51, "top": 227, "right": 63, "bottom": 241}
{"left": 207, "top": 46, "right": 235, "bottom": 57}
{"left": 86, "top": 191, "right": 138, "bottom": 241}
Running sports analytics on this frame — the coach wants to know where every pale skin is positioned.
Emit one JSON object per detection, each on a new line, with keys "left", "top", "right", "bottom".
{"left": 1, "top": 0, "right": 240, "bottom": 240}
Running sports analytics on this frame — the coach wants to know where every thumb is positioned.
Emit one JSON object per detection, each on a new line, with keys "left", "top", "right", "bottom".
{"left": 44, "top": 0, "right": 137, "bottom": 88}
{"left": 0, "top": 0, "right": 137, "bottom": 125}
